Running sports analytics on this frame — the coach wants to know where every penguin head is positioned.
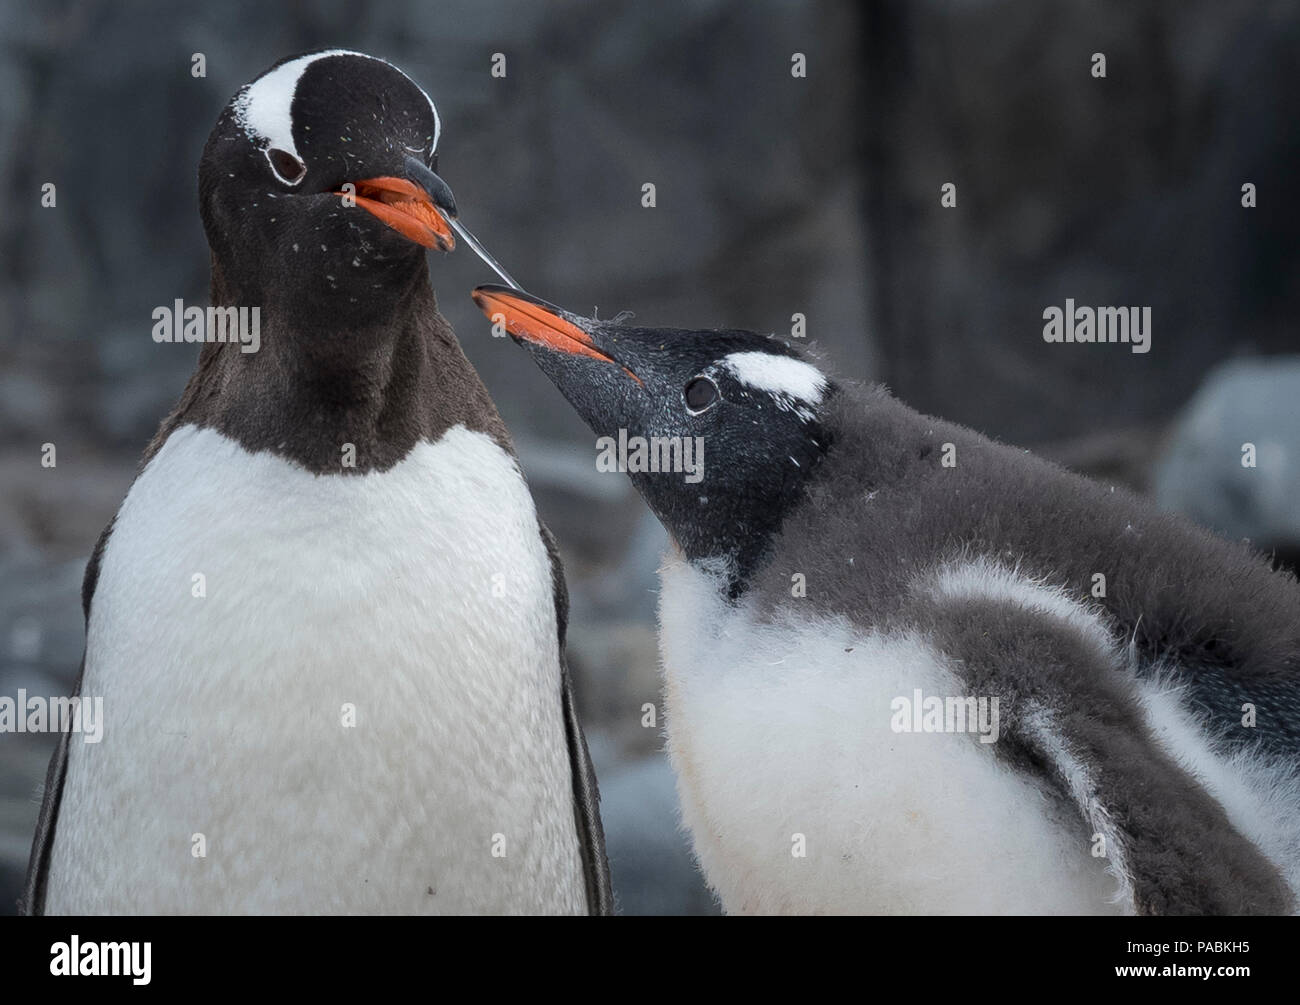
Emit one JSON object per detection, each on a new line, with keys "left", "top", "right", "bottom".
{"left": 473, "top": 285, "right": 837, "bottom": 586}
{"left": 199, "top": 50, "right": 458, "bottom": 319}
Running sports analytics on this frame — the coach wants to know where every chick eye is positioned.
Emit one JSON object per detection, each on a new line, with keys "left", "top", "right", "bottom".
{"left": 684, "top": 376, "right": 720, "bottom": 413}
{"left": 266, "top": 148, "right": 306, "bottom": 185}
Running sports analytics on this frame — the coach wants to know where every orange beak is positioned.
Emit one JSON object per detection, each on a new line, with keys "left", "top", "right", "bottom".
{"left": 471, "top": 286, "right": 644, "bottom": 385}
{"left": 337, "top": 176, "right": 455, "bottom": 251}
{"left": 471, "top": 287, "right": 613, "bottom": 364}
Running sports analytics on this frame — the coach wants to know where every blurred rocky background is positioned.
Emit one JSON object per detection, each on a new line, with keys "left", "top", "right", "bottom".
{"left": 0, "top": 0, "right": 1296, "bottom": 914}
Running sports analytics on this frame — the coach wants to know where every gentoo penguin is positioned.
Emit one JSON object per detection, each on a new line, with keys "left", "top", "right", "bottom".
{"left": 21, "top": 51, "right": 611, "bottom": 916}
{"left": 473, "top": 284, "right": 1300, "bottom": 916}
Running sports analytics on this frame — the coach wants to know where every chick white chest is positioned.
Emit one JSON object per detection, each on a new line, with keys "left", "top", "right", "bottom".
{"left": 656, "top": 557, "right": 1120, "bottom": 915}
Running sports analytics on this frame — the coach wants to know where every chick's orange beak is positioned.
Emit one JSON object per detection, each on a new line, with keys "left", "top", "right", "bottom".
{"left": 472, "top": 287, "right": 614, "bottom": 365}
{"left": 338, "top": 176, "right": 455, "bottom": 251}
{"left": 471, "top": 285, "right": 643, "bottom": 385}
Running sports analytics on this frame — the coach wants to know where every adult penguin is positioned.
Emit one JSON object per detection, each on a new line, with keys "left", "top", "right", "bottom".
{"left": 23, "top": 51, "right": 610, "bottom": 916}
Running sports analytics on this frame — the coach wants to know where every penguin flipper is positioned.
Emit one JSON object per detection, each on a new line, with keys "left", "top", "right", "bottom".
{"left": 18, "top": 656, "right": 83, "bottom": 916}
{"left": 540, "top": 521, "right": 614, "bottom": 915}
{"left": 925, "top": 590, "right": 1295, "bottom": 915}
{"left": 19, "top": 517, "right": 114, "bottom": 916}
{"left": 561, "top": 661, "right": 614, "bottom": 915}
{"left": 1170, "top": 660, "right": 1300, "bottom": 760}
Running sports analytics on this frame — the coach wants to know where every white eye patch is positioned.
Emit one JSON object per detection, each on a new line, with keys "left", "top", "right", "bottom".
{"left": 232, "top": 49, "right": 442, "bottom": 173}
{"left": 721, "top": 351, "right": 828, "bottom": 420}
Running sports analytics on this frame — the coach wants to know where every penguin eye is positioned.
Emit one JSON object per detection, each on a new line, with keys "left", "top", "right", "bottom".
{"left": 684, "top": 376, "right": 720, "bottom": 414}
{"left": 266, "top": 148, "right": 307, "bottom": 185}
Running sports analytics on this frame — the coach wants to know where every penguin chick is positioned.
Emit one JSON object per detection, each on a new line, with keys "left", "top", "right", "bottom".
{"left": 474, "top": 284, "right": 1300, "bottom": 916}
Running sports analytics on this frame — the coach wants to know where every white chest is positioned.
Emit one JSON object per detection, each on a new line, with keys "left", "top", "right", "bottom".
{"left": 47, "top": 424, "right": 585, "bottom": 914}
{"left": 656, "top": 558, "right": 1121, "bottom": 915}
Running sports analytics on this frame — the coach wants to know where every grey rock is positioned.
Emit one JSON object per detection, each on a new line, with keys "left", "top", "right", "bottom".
{"left": 1154, "top": 356, "right": 1300, "bottom": 557}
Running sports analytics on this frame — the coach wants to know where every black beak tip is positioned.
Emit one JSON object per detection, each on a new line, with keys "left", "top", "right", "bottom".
{"left": 472, "top": 282, "right": 511, "bottom": 300}
{"left": 404, "top": 154, "right": 458, "bottom": 218}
